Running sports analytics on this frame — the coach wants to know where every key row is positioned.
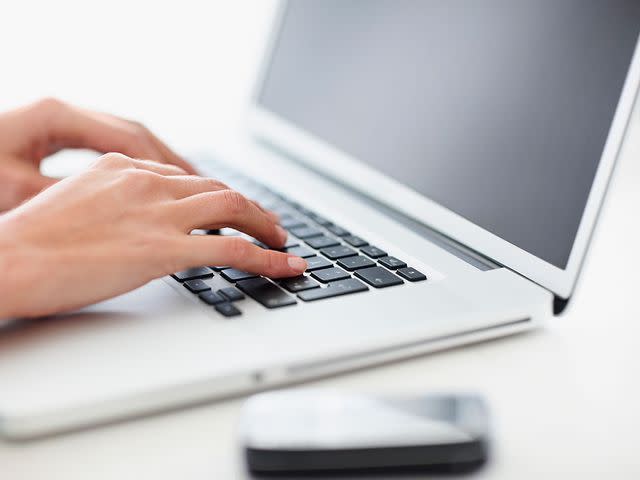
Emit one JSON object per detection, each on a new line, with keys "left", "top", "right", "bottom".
{"left": 170, "top": 262, "right": 422, "bottom": 314}
{"left": 211, "top": 177, "right": 428, "bottom": 286}
{"left": 170, "top": 268, "right": 245, "bottom": 317}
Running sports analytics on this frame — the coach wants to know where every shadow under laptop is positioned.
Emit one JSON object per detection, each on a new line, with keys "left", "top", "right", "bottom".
{"left": 244, "top": 460, "right": 487, "bottom": 479}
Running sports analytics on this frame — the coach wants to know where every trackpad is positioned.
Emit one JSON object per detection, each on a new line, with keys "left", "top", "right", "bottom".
{"left": 0, "top": 280, "right": 192, "bottom": 361}
{"left": 80, "top": 278, "right": 188, "bottom": 315}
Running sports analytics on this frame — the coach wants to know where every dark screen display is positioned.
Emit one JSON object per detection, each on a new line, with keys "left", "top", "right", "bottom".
{"left": 260, "top": 0, "right": 640, "bottom": 268}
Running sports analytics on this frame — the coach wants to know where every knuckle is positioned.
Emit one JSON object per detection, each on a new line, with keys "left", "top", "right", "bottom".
{"left": 30, "top": 97, "right": 68, "bottom": 127}
{"left": 34, "top": 96, "right": 66, "bottom": 114}
{"left": 94, "top": 152, "right": 132, "bottom": 169}
{"left": 204, "top": 178, "right": 225, "bottom": 191}
{"left": 123, "top": 168, "right": 159, "bottom": 190}
{"left": 264, "top": 250, "right": 282, "bottom": 273}
{"left": 220, "top": 189, "right": 247, "bottom": 215}
{"left": 226, "top": 237, "right": 251, "bottom": 260}
{"left": 167, "top": 164, "right": 187, "bottom": 175}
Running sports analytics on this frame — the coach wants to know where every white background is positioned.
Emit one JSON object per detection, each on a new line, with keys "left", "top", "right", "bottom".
{"left": 0, "top": 0, "right": 277, "bottom": 153}
{"left": 1, "top": 2, "right": 640, "bottom": 479}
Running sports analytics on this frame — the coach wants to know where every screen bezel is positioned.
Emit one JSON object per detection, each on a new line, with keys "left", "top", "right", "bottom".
{"left": 247, "top": 0, "right": 640, "bottom": 299}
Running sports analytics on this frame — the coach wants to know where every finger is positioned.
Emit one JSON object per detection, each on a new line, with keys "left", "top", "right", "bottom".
{"left": 250, "top": 199, "right": 280, "bottom": 223}
{"left": 160, "top": 175, "right": 229, "bottom": 199}
{"left": 171, "top": 189, "right": 288, "bottom": 248}
{"left": 142, "top": 127, "right": 198, "bottom": 175}
{"left": 36, "top": 99, "right": 161, "bottom": 160}
{"left": 177, "top": 236, "right": 307, "bottom": 278}
{"left": 129, "top": 159, "right": 188, "bottom": 176}
{"left": 36, "top": 99, "right": 196, "bottom": 173}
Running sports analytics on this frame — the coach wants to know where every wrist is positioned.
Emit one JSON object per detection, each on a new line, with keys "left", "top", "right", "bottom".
{"left": 0, "top": 214, "right": 39, "bottom": 319}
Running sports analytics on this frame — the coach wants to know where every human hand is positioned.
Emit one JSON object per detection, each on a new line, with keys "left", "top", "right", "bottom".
{"left": 0, "top": 153, "right": 306, "bottom": 318}
{"left": 0, "top": 98, "right": 196, "bottom": 212}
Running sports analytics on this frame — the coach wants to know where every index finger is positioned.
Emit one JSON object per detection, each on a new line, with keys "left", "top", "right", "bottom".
{"left": 171, "top": 189, "right": 288, "bottom": 248}
{"left": 176, "top": 235, "right": 307, "bottom": 278}
{"left": 43, "top": 100, "right": 197, "bottom": 173}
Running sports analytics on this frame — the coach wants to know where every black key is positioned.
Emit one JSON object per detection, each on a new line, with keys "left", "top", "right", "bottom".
{"left": 343, "top": 235, "right": 368, "bottom": 248}
{"left": 284, "top": 222, "right": 307, "bottom": 232}
{"left": 236, "top": 278, "right": 297, "bottom": 308}
{"left": 311, "top": 267, "right": 350, "bottom": 283}
{"left": 262, "top": 198, "right": 283, "bottom": 210}
{"left": 215, "top": 302, "right": 242, "bottom": 317}
{"left": 272, "top": 205, "right": 296, "bottom": 217}
{"left": 210, "top": 266, "right": 230, "bottom": 271}
{"left": 280, "top": 217, "right": 307, "bottom": 229}
{"left": 327, "top": 225, "right": 350, "bottom": 237}
{"left": 283, "top": 238, "right": 300, "bottom": 249}
{"left": 378, "top": 256, "right": 407, "bottom": 270}
{"left": 305, "top": 235, "right": 340, "bottom": 249}
{"left": 285, "top": 245, "right": 315, "bottom": 258}
{"left": 309, "top": 213, "right": 333, "bottom": 226}
{"left": 218, "top": 287, "right": 245, "bottom": 301}
{"left": 199, "top": 290, "right": 225, "bottom": 305}
{"left": 320, "top": 245, "right": 357, "bottom": 260}
{"left": 305, "top": 256, "right": 334, "bottom": 271}
{"left": 221, "top": 269, "right": 259, "bottom": 282}
{"left": 360, "top": 245, "right": 387, "bottom": 258}
{"left": 183, "top": 279, "right": 211, "bottom": 293}
{"left": 171, "top": 267, "right": 213, "bottom": 282}
{"left": 280, "top": 276, "right": 321, "bottom": 293}
{"left": 253, "top": 191, "right": 279, "bottom": 206}
{"left": 205, "top": 229, "right": 221, "bottom": 235}
{"left": 298, "top": 278, "right": 368, "bottom": 302}
{"left": 354, "top": 266, "right": 404, "bottom": 288}
{"left": 337, "top": 255, "right": 376, "bottom": 271}
{"left": 276, "top": 237, "right": 300, "bottom": 251}
{"left": 397, "top": 267, "right": 427, "bottom": 282}
{"left": 289, "top": 226, "right": 324, "bottom": 239}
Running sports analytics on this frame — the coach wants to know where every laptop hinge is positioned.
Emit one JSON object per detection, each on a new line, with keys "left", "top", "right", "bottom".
{"left": 257, "top": 137, "right": 500, "bottom": 272}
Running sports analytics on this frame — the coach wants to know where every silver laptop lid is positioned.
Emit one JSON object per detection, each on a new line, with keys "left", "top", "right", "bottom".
{"left": 248, "top": 0, "right": 640, "bottom": 298}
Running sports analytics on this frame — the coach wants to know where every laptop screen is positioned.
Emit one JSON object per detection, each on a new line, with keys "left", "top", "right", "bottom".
{"left": 258, "top": 0, "right": 640, "bottom": 269}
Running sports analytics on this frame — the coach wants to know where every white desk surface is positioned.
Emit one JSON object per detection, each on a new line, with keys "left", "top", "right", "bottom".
{"left": 1, "top": 3, "right": 640, "bottom": 476}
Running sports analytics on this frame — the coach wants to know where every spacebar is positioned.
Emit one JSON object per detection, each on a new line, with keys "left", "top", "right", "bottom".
{"left": 236, "top": 278, "right": 297, "bottom": 308}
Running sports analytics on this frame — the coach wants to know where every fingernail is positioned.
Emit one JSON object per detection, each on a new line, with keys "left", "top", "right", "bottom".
{"left": 287, "top": 256, "right": 307, "bottom": 273}
{"left": 276, "top": 225, "right": 288, "bottom": 243}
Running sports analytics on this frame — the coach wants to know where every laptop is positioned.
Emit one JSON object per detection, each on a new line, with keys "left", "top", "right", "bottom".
{"left": 1, "top": 0, "right": 639, "bottom": 439}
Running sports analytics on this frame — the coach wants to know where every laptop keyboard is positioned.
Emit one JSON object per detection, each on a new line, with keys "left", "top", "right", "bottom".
{"left": 169, "top": 169, "right": 427, "bottom": 317}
